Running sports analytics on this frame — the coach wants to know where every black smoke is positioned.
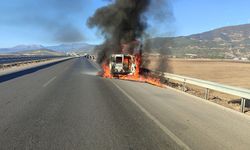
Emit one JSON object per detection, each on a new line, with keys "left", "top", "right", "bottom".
{"left": 88, "top": 0, "right": 150, "bottom": 63}
{"left": 88, "top": 0, "right": 173, "bottom": 65}
{"left": 54, "top": 24, "right": 85, "bottom": 43}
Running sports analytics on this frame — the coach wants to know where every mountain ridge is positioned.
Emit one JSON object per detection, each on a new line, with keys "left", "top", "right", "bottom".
{"left": 13, "top": 49, "right": 64, "bottom": 56}
{"left": 147, "top": 23, "right": 250, "bottom": 59}
{"left": 0, "top": 43, "right": 95, "bottom": 54}
{"left": 1, "top": 23, "right": 250, "bottom": 58}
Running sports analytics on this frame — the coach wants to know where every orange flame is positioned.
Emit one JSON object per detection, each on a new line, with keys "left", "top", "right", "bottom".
{"left": 102, "top": 63, "right": 113, "bottom": 78}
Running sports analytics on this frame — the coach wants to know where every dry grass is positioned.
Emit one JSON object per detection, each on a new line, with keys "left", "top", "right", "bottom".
{"left": 147, "top": 57, "right": 250, "bottom": 89}
{"left": 168, "top": 59, "right": 250, "bottom": 89}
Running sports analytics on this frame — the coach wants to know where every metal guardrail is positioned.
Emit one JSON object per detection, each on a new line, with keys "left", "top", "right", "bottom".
{"left": 0, "top": 55, "right": 66, "bottom": 64}
{"left": 163, "top": 73, "right": 250, "bottom": 113}
{"left": 0, "top": 56, "right": 67, "bottom": 70}
{"left": 0, "top": 59, "right": 48, "bottom": 69}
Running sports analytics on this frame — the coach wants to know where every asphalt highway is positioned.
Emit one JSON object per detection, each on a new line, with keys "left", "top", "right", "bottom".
{"left": 0, "top": 58, "right": 249, "bottom": 150}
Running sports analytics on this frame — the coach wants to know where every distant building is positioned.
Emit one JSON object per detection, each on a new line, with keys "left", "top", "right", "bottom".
{"left": 233, "top": 57, "right": 240, "bottom": 61}
{"left": 241, "top": 57, "right": 248, "bottom": 61}
{"left": 185, "top": 53, "right": 198, "bottom": 58}
{"left": 233, "top": 57, "right": 249, "bottom": 61}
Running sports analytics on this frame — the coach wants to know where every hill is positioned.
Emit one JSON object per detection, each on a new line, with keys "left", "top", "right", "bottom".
{"left": 146, "top": 24, "right": 250, "bottom": 59}
{"left": 0, "top": 44, "right": 45, "bottom": 54}
{"left": 0, "top": 43, "right": 95, "bottom": 55}
{"left": 46, "top": 43, "right": 95, "bottom": 53}
{"left": 13, "top": 49, "right": 64, "bottom": 56}
{"left": 2, "top": 24, "right": 250, "bottom": 58}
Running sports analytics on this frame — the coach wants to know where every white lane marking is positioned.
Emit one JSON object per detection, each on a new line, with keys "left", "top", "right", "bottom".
{"left": 43, "top": 76, "right": 57, "bottom": 87}
{"left": 110, "top": 79, "right": 192, "bottom": 150}
{"left": 87, "top": 59, "right": 102, "bottom": 71}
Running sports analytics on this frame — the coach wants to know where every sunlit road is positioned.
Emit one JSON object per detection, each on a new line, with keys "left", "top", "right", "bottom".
{"left": 0, "top": 58, "right": 250, "bottom": 150}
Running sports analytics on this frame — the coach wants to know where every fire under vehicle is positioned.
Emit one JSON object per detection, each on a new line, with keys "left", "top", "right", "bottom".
{"left": 107, "top": 40, "right": 142, "bottom": 77}
{"left": 102, "top": 41, "right": 162, "bottom": 87}
{"left": 109, "top": 54, "right": 136, "bottom": 76}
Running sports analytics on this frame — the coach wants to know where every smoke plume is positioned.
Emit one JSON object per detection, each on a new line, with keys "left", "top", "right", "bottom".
{"left": 88, "top": 0, "right": 149, "bottom": 63}
{"left": 88, "top": 0, "right": 174, "bottom": 70}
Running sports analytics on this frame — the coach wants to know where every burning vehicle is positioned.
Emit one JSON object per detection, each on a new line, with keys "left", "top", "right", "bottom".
{"left": 87, "top": 0, "right": 169, "bottom": 87}
{"left": 101, "top": 41, "right": 163, "bottom": 87}
{"left": 108, "top": 41, "right": 141, "bottom": 77}
{"left": 109, "top": 54, "right": 136, "bottom": 76}
{"left": 102, "top": 41, "right": 141, "bottom": 78}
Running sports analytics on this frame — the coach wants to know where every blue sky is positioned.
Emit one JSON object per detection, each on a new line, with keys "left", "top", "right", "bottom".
{"left": 0, "top": 0, "right": 250, "bottom": 47}
{"left": 174, "top": 0, "right": 250, "bottom": 36}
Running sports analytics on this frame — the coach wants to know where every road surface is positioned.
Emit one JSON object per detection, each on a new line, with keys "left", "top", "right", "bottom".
{"left": 0, "top": 58, "right": 249, "bottom": 150}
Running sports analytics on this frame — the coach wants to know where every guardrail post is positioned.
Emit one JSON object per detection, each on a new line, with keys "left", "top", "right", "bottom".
{"left": 182, "top": 81, "right": 186, "bottom": 92}
{"left": 240, "top": 98, "right": 246, "bottom": 113}
{"left": 182, "top": 79, "right": 186, "bottom": 92}
{"left": 205, "top": 88, "right": 210, "bottom": 100}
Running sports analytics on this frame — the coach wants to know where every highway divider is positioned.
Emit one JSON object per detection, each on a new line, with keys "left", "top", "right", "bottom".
{"left": 0, "top": 57, "right": 73, "bottom": 82}
{"left": 0, "top": 56, "right": 66, "bottom": 69}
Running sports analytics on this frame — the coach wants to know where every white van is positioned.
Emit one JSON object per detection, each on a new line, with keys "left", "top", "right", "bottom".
{"left": 109, "top": 54, "right": 136, "bottom": 75}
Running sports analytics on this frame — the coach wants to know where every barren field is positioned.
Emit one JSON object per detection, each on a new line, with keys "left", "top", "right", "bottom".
{"left": 146, "top": 57, "right": 250, "bottom": 113}
{"left": 147, "top": 57, "right": 250, "bottom": 89}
